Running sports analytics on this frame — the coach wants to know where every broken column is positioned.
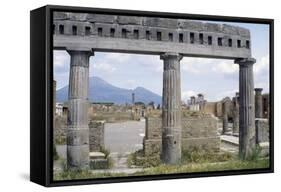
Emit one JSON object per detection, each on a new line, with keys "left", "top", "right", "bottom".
{"left": 67, "top": 50, "right": 93, "bottom": 169}
{"left": 160, "top": 52, "right": 183, "bottom": 164}
{"left": 235, "top": 58, "right": 256, "bottom": 160}
{"left": 255, "top": 88, "right": 263, "bottom": 118}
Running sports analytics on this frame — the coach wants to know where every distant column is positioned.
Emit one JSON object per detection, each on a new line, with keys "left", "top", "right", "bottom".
{"left": 160, "top": 52, "right": 183, "bottom": 164}
{"left": 132, "top": 92, "right": 135, "bottom": 105}
{"left": 222, "top": 101, "right": 228, "bottom": 134}
{"left": 235, "top": 58, "right": 256, "bottom": 160}
{"left": 67, "top": 50, "right": 94, "bottom": 169}
{"left": 255, "top": 88, "right": 263, "bottom": 118}
{"left": 232, "top": 93, "right": 239, "bottom": 134}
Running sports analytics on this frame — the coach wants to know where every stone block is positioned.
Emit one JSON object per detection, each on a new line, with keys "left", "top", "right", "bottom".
{"left": 143, "top": 115, "right": 220, "bottom": 155}
{"left": 87, "top": 14, "right": 116, "bottom": 23}
{"left": 89, "top": 120, "right": 105, "bottom": 152}
{"left": 255, "top": 118, "right": 269, "bottom": 144}
{"left": 90, "top": 159, "right": 109, "bottom": 169}
{"left": 259, "top": 142, "right": 269, "bottom": 157}
{"left": 144, "top": 18, "right": 178, "bottom": 28}
{"left": 117, "top": 16, "right": 143, "bottom": 25}
{"left": 89, "top": 152, "right": 106, "bottom": 160}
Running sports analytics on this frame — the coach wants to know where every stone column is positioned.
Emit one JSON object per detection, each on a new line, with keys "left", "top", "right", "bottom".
{"left": 67, "top": 50, "right": 93, "bottom": 169}
{"left": 160, "top": 52, "right": 183, "bottom": 164}
{"left": 255, "top": 88, "right": 263, "bottom": 118}
{"left": 222, "top": 101, "right": 229, "bottom": 134}
{"left": 235, "top": 58, "right": 256, "bottom": 160}
{"left": 232, "top": 93, "right": 239, "bottom": 135}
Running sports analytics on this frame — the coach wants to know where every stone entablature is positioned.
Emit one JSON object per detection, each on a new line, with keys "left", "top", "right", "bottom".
{"left": 53, "top": 12, "right": 251, "bottom": 59}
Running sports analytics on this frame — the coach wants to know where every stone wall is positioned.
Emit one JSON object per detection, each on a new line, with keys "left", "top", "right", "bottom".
{"left": 89, "top": 120, "right": 105, "bottom": 152}
{"left": 203, "top": 102, "right": 217, "bottom": 116}
{"left": 143, "top": 115, "right": 220, "bottom": 156}
{"left": 255, "top": 118, "right": 269, "bottom": 144}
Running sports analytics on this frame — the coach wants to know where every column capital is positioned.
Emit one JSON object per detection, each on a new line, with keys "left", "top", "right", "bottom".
{"left": 254, "top": 88, "right": 263, "bottom": 93}
{"left": 67, "top": 49, "right": 95, "bottom": 57}
{"left": 67, "top": 50, "right": 94, "bottom": 68}
{"left": 160, "top": 52, "right": 183, "bottom": 61}
{"left": 234, "top": 57, "right": 256, "bottom": 66}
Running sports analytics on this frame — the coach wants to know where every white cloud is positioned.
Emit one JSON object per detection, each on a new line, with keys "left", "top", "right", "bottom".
{"left": 215, "top": 89, "right": 238, "bottom": 101}
{"left": 181, "top": 90, "right": 197, "bottom": 102}
{"left": 54, "top": 51, "right": 69, "bottom": 68}
{"left": 103, "top": 53, "right": 133, "bottom": 64}
{"left": 211, "top": 60, "right": 238, "bottom": 74}
{"left": 93, "top": 62, "right": 116, "bottom": 73}
{"left": 125, "top": 79, "right": 137, "bottom": 89}
{"left": 181, "top": 57, "right": 238, "bottom": 74}
{"left": 254, "top": 54, "right": 269, "bottom": 75}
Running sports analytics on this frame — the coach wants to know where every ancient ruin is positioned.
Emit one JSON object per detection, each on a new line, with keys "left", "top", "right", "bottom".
{"left": 53, "top": 12, "right": 258, "bottom": 169}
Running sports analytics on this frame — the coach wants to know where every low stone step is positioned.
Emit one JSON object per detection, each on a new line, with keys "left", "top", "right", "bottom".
{"left": 221, "top": 135, "right": 239, "bottom": 146}
{"left": 89, "top": 152, "right": 106, "bottom": 160}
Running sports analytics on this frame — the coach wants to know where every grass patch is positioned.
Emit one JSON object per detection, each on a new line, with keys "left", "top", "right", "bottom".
{"left": 181, "top": 147, "right": 234, "bottom": 164}
{"left": 133, "top": 158, "right": 270, "bottom": 176}
{"left": 54, "top": 168, "right": 127, "bottom": 181}
{"left": 54, "top": 136, "right": 66, "bottom": 145}
{"left": 127, "top": 150, "right": 161, "bottom": 168}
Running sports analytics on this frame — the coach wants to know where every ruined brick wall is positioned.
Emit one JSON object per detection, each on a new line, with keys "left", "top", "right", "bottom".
{"left": 143, "top": 115, "right": 220, "bottom": 156}
{"left": 89, "top": 120, "right": 105, "bottom": 152}
{"left": 255, "top": 118, "right": 269, "bottom": 144}
{"left": 203, "top": 102, "right": 217, "bottom": 116}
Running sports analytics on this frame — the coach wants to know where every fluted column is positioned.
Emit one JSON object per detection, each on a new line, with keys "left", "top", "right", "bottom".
{"left": 255, "top": 88, "right": 263, "bottom": 118}
{"left": 67, "top": 50, "right": 93, "bottom": 169}
{"left": 235, "top": 58, "right": 256, "bottom": 160}
{"left": 160, "top": 52, "right": 183, "bottom": 164}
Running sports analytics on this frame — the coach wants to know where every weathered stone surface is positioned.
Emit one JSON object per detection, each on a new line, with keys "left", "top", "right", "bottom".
{"left": 255, "top": 88, "right": 263, "bottom": 118}
{"left": 255, "top": 118, "right": 269, "bottom": 144}
{"left": 161, "top": 53, "right": 182, "bottom": 164}
{"left": 54, "top": 12, "right": 251, "bottom": 59}
{"left": 89, "top": 152, "right": 106, "bottom": 160}
{"left": 90, "top": 159, "right": 109, "bottom": 169}
{"left": 143, "top": 116, "right": 220, "bottom": 156}
{"left": 87, "top": 14, "right": 116, "bottom": 23}
{"left": 232, "top": 95, "right": 239, "bottom": 134}
{"left": 66, "top": 50, "right": 93, "bottom": 169}
{"left": 89, "top": 120, "right": 105, "bottom": 152}
{"left": 145, "top": 117, "right": 161, "bottom": 139}
{"left": 222, "top": 98, "right": 231, "bottom": 134}
{"left": 235, "top": 58, "right": 256, "bottom": 160}
{"left": 118, "top": 16, "right": 143, "bottom": 25}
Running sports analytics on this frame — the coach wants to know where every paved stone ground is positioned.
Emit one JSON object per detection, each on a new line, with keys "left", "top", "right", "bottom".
{"left": 104, "top": 120, "right": 145, "bottom": 154}
{"left": 220, "top": 134, "right": 239, "bottom": 154}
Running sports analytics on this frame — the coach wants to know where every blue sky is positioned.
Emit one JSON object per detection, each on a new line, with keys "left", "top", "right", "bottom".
{"left": 54, "top": 21, "right": 270, "bottom": 102}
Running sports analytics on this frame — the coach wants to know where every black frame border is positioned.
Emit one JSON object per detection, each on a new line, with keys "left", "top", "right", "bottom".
{"left": 30, "top": 4, "right": 274, "bottom": 187}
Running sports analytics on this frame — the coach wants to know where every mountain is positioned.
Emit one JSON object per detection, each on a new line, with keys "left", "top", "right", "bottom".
{"left": 56, "top": 76, "right": 162, "bottom": 105}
